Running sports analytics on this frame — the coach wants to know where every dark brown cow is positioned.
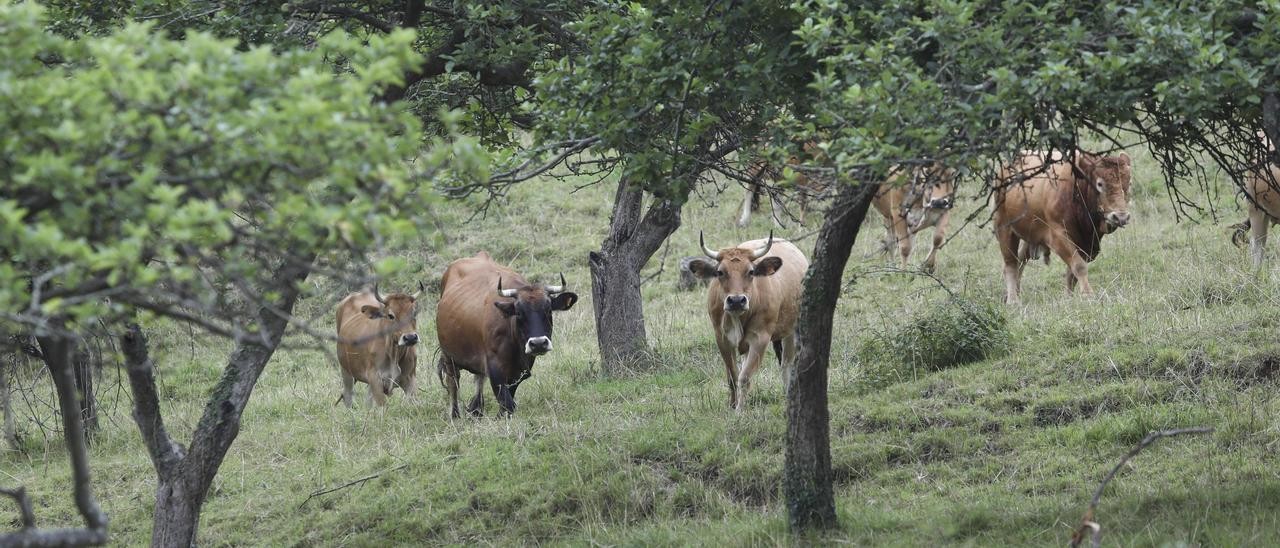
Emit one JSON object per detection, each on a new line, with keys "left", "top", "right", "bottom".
{"left": 993, "top": 150, "right": 1132, "bottom": 304}
{"left": 335, "top": 283, "right": 423, "bottom": 407}
{"left": 871, "top": 164, "right": 956, "bottom": 273}
{"left": 435, "top": 251, "right": 578, "bottom": 417}
{"left": 688, "top": 233, "right": 809, "bottom": 411}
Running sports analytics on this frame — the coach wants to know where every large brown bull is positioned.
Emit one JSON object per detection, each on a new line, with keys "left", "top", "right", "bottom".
{"left": 688, "top": 233, "right": 809, "bottom": 411}
{"left": 871, "top": 164, "right": 956, "bottom": 272}
{"left": 435, "top": 251, "right": 578, "bottom": 417}
{"left": 335, "top": 283, "right": 423, "bottom": 407}
{"left": 993, "top": 150, "right": 1132, "bottom": 304}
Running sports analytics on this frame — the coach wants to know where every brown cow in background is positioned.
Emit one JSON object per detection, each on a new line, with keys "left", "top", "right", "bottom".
{"left": 993, "top": 149, "right": 1132, "bottom": 304}
{"left": 435, "top": 251, "right": 577, "bottom": 417}
{"left": 871, "top": 164, "right": 956, "bottom": 273}
{"left": 688, "top": 233, "right": 808, "bottom": 411}
{"left": 335, "top": 283, "right": 423, "bottom": 407}
{"left": 1231, "top": 131, "right": 1280, "bottom": 265}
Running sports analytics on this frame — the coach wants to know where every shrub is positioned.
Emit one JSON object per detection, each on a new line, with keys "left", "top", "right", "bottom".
{"left": 878, "top": 296, "right": 1008, "bottom": 372}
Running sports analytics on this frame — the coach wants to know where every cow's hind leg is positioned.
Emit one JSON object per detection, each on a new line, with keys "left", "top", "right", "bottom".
{"left": 780, "top": 335, "right": 797, "bottom": 396}
{"left": 467, "top": 372, "right": 485, "bottom": 417}
{"left": 441, "top": 355, "right": 460, "bottom": 419}
{"left": 996, "top": 225, "right": 1023, "bottom": 304}
{"left": 340, "top": 370, "right": 355, "bottom": 408}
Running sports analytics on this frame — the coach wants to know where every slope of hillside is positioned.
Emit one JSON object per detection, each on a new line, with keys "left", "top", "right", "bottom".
{"left": 5, "top": 148, "right": 1280, "bottom": 546}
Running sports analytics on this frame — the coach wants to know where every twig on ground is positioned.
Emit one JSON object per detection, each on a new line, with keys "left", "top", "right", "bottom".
{"left": 298, "top": 464, "right": 409, "bottom": 509}
{"left": 1069, "top": 426, "right": 1214, "bottom": 548}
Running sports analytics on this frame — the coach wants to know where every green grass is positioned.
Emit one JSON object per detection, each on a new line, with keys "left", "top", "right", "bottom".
{"left": 5, "top": 144, "right": 1280, "bottom": 546}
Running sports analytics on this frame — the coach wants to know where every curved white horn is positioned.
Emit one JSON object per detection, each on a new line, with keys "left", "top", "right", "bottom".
{"left": 545, "top": 273, "right": 566, "bottom": 294}
{"left": 700, "top": 231, "right": 721, "bottom": 260}
{"left": 751, "top": 230, "right": 774, "bottom": 259}
{"left": 411, "top": 280, "right": 424, "bottom": 300}
{"left": 497, "top": 277, "right": 518, "bottom": 298}
{"left": 372, "top": 282, "right": 387, "bottom": 305}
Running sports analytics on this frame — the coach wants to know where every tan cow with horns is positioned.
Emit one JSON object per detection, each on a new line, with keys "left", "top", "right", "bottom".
{"left": 335, "top": 282, "right": 423, "bottom": 407}
{"left": 688, "top": 233, "right": 809, "bottom": 411}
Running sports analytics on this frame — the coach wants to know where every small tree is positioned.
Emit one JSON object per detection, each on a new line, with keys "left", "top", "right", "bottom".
{"left": 0, "top": 3, "right": 483, "bottom": 545}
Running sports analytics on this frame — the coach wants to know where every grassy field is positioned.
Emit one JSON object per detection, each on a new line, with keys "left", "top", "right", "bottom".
{"left": 4, "top": 145, "right": 1280, "bottom": 546}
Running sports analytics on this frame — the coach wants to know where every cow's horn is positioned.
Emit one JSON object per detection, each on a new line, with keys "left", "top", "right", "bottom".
{"left": 497, "top": 277, "right": 518, "bottom": 298}
{"left": 700, "top": 231, "right": 721, "bottom": 260}
{"left": 372, "top": 282, "right": 387, "bottom": 304}
{"left": 545, "top": 273, "right": 566, "bottom": 294}
{"left": 412, "top": 280, "right": 425, "bottom": 300}
{"left": 751, "top": 230, "right": 774, "bottom": 259}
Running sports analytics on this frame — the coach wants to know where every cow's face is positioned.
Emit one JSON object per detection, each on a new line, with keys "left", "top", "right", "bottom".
{"left": 1076, "top": 152, "right": 1132, "bottom": 230}
{"left": 922, "top": 169, "right": 956, "bottom": 211}
{"left": 494, "top": 282, "right": 578, "bottom": 356}
{"left": 360, "top": 293, "right": 420, "bottom": 347}
{"left": 689, "top": 235, "right": 781, "bottom": 315}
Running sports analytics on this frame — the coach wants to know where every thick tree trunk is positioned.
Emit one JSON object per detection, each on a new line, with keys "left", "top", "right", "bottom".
{"left": 122, "top": 254, "right": 313, "bottom": 547}
{"left": 588, "top": 177, "right": 682, "bottom": 374}
{"left": 784, "top": 179, "right": 876, "bottom": 531}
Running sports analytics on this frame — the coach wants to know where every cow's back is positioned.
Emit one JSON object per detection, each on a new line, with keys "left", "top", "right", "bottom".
{"left": 436, "top": 253, "right": 524, "bottom": 372}
{"left": 994, "top": 151, "right": 1073, "bottom": 243}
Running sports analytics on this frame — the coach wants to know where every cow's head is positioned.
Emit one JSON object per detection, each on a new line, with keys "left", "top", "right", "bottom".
{"left": 494, "top": 275, "right": 578, "bottom": 356}
{"left": 921, "top": 166, "right": 956, "bottom": 211}
{"left": 359, "top": 282, "right": 423, "bottom": 347}
{"left": 1073, "top": 151, "right": 1132, "bottom": 231}
{"left": 689, "top": 232, "right": 782, "bottom": 315}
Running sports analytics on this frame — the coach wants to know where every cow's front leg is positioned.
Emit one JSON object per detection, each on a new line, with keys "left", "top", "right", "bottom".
{"left": 714, "top": 333, "right": 738, "bottom": 409}
{"left": 367, "top": 367, "right": 388, "bottom": 407}
{"left": 996, "top": 225, "right": 1022, "bottom": 304}
{"left": 734, "top": 332, "right": 772, "bottom": 412}
{"left": 1048, "top": 232, "right": 1091, "bottom": 296}
{"left": 922, "top": 210, "right": 951, "bottom": 273}
{"left": 467, "top": 372, "right": 485, "bottom": 417}
{"left": 487, "top": 360, "right": 515, "bottom": 416}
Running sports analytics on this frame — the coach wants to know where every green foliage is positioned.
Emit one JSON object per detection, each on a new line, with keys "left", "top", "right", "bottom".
{"left": 0, "top": 1, "right": 484, "bottom": 333}
{"left": 532, "top": 1, "right": 814, "bottom": 200}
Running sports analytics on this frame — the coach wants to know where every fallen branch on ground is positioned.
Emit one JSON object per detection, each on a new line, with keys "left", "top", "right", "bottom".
{"left": 298, "top": 464, "right": 409, "bottom": 509}
{"left": 1069, "top": 426, "right": 1214, "bottom": 548}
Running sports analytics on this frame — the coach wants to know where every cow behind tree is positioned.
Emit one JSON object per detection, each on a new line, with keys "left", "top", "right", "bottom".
{"left": 992, "top": 150, "right": 1133, "bottom": 304}
{"left": 871, "top": 163, "right": 956, "bottom": 273}
{"left": 1231, "top": 131, "right": 1280, "bottom": 265}
{"left": 435, "top": 251, "right": 578, "bottom": 417}
{"left": 688, "top": 233, "right": 809, "bottom": 410}
{"left": 335, "top": 283, "right": 423, "bottom": 407}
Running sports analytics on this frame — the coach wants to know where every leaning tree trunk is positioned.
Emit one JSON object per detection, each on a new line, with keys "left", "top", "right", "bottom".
{"left": 588, "top": 177, "right": 682, "bottom": 374}
{"left": 122, "top": 255, "right": 312, "bottom": 547}
{"left": 785, "top": 178, "right": 877, "bottom": 531}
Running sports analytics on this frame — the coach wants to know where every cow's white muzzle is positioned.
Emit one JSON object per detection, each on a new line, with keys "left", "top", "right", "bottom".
{"left": 525, "top": 336, "right": 552, "bottom": 355}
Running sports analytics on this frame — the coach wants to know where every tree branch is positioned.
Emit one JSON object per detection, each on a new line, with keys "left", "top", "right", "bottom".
{"left": 121, "top": 324, "right": 186, "bottom": 479}
{"left": 1069, "top": 427, "right": 1215, "bottom": 548}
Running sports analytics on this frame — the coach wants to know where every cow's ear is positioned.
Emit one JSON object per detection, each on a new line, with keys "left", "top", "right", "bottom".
{"left": 360, "top": 305, "right": 383, "bottom": 319}
{"left": 551, "top": 292, "right": 578, "bottom": 311}
{"left": 1117, "top": 151, "right": 1131, "bottom": 166}
{"left": 494, "top": 301, "right": 517, "bottom": 317}
{"left": 753, "top": 257, "right": 783, "bottom": 276}
{"left": 687, "top": 258, "right": 719, "bottom": 279}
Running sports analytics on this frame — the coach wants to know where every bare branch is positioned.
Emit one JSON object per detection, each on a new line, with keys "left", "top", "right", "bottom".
{"left": 297, "top": 464, "right": 408, "bottom": 509}
{"left": 1069, "top": 427, "right": 1215, "bottom": 548}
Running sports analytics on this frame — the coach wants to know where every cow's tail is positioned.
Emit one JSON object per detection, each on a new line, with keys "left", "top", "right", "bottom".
{"left": 433, "top": 347, "right": 447, "bottom": 389}
{"left": 1231, "top": 219, "right": 1251, "bottom": 248}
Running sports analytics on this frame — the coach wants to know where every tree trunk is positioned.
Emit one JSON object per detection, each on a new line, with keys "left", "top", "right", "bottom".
{"left": 150, "top": 477, "right": 201, "bottom": 547}
{"left": 121, "top": 254, "right": 314, "bottom": 547}
{"left": 588, "top": 177, "right": 682, "bottom": 373}
{"left": 784, "top": 179, "right": 876, "bottom": 531}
